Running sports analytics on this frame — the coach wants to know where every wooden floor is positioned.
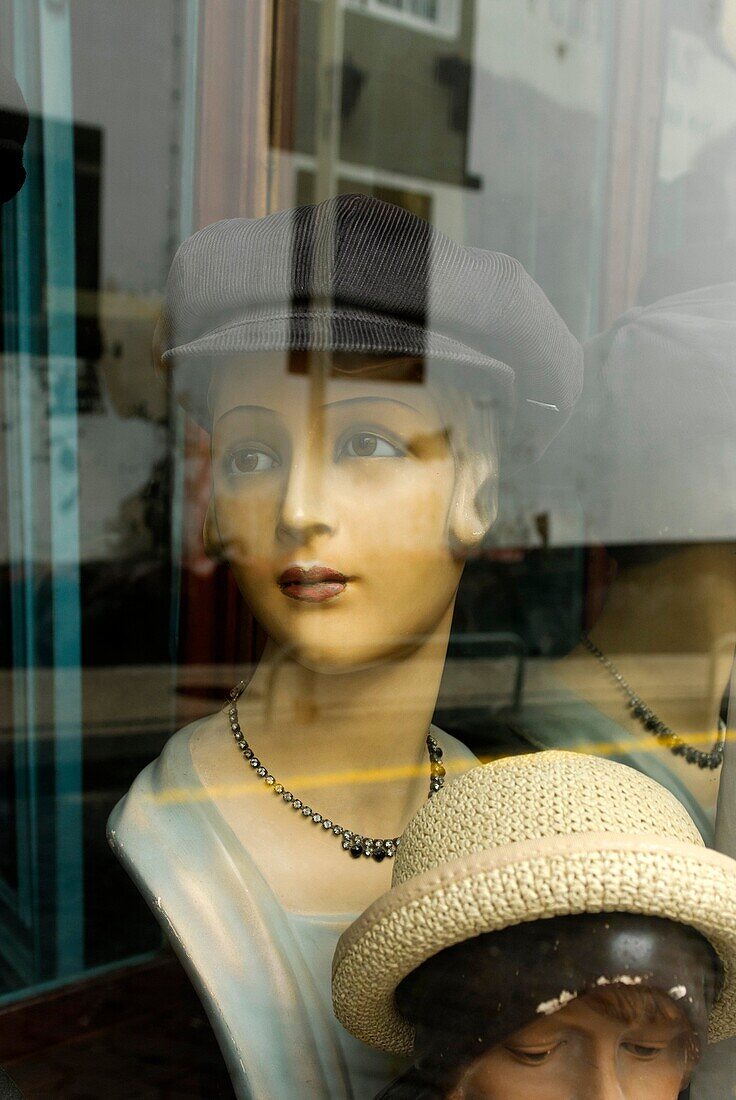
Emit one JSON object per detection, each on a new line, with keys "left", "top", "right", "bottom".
{"left": 0, "top": 954, "right": 234, "bottom": 1099}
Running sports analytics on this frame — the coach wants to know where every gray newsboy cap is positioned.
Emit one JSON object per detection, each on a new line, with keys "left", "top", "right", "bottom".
{"left": 156, "top": 193, "right": 583, "bottom": 463}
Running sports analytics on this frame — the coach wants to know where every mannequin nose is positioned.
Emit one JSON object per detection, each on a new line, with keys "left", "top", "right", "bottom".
{"left": 277, "top": 452, "right": 337, "bottom": 545}
{"left": 582, "top": 1058, "right": 626, "bottom": 1100}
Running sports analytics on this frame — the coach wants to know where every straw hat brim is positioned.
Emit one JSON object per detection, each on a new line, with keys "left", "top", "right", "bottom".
{"left": 332, "top": 832, "right": 736, "bottom": 1055}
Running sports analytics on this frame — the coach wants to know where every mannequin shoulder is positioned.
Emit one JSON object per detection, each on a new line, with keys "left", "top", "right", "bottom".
{"left": 106, "top": 709, "right": 277, "bottom": 925}
{"left": 107, "top": 712, "right": 220, "bottom": 859}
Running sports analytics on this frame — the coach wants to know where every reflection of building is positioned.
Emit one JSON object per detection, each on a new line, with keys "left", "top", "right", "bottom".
{"left": 289, "top": 0, "right": 474, "bottom": 186}
{"left": 267, "top": 0, "right": 478, "bottom": 233}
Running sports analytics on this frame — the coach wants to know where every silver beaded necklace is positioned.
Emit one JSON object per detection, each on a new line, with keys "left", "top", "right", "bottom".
{"left": 226, "top": 682, "right": 446, "bottom": 861}
{"left": 581, "top": 635, "right": 725, "bottom": 770}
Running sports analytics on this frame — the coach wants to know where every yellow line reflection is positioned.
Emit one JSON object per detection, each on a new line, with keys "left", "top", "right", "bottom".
{"left": 150, "top": 729, "right": 732, "bottom": 806}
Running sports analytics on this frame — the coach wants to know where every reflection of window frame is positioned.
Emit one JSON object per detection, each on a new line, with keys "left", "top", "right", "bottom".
{"left": 195, "top": 0, "right": 272, "bottom": 222}
{"left": 294, "top": 165, "right": 433, "bottom": 221}
{"left": 286, "top": 148, "right": 476, "bottom": 237}
{"left": 599, "top": 0, "right": 667, "bottom": 327}
{"left": 343, "top": 0, "right": 461, "bottom": 40}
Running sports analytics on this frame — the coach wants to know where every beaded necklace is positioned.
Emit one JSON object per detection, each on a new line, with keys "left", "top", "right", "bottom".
{"left": 581, "top": 635, "right": 725, "bottom": 770}
{"left": 227, "top": 682, "right": 446, "bottom": 861}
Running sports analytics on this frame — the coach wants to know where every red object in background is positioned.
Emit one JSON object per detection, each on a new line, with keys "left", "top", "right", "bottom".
{"left": 487, "top": 547, "right": 526, "bottom": 564}
{"left": 583, "top": 545, "right": 617, "bottom": 633}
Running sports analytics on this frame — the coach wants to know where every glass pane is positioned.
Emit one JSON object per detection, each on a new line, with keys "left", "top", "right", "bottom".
{"left": 1, "top": 0, "right": 734, "bottom": 1095}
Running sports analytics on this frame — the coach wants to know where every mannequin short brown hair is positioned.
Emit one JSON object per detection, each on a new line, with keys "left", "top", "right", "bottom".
{"left": 584, "top": 984, "right": 699, "bottom": 1067}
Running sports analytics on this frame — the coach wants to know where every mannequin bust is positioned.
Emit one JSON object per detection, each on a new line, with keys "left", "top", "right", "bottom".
{"left": 108, "top": 195, "right": 583, "bottom": 1099}
{"left": 502, "top": 285, "right": 736, "bottom": 841}
{"left": 108, "top": 348, "right": 490, "bottom": 1099}
{"left": 192, "top": 350, "right": 496, "bottom": 916}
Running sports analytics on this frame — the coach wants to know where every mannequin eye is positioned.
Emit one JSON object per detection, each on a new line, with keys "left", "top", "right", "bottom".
{"left": 226, "top": 446, "right": 280, "bottom": 476}
{"left": 338, "top": 431, "right": 404, "bottom": 459}
{"left": 622, "top": 1042, "right": 665, "bottom": 1060}
{"left": 504, "top": 1044, "right": 559, "bottom": 1065}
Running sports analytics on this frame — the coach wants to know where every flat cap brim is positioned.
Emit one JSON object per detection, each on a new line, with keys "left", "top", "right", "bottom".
{"left": 160, "top": 306, "right": 566, "bottom": 466}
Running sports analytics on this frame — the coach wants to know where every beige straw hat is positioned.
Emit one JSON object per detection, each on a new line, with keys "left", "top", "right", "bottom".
{"left": 332, "top": 751, "right": 736, "bottom": 1055}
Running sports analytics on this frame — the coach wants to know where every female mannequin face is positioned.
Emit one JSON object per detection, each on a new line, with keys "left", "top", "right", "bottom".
{"left": 208, "top": 352, "right": 493, "bottom": 672}
{"left": 447, "top": 994, "right": 691, "bottom": 1100}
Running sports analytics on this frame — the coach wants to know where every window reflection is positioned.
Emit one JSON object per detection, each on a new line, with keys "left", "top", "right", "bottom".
{"left": 0, "top": 0, "right": 734, "bottom": 1096}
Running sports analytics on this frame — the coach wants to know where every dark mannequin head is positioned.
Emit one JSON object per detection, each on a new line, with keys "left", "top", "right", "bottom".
{"left": 435, "top": 985, "right": 697, "bottom": 1100}
{"left": 378, "top": 913, "right": 720, "bottom": 1100}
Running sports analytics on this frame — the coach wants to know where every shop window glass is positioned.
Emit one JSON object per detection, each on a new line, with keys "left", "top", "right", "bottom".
{"left": 0, "top": 1, "right": 734, "bottom": 1095}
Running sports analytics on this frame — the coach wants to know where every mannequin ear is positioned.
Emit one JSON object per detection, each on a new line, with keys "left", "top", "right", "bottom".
{"left": 203, "top": 497, "right": 225, "bottom": 560}
{"left": 448, "top": 455, "right": 498, "bottom": 555}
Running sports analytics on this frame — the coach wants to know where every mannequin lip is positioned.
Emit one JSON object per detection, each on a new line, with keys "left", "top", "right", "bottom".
{"left": 278, "top": 564, "right": 350, "bottom": 603}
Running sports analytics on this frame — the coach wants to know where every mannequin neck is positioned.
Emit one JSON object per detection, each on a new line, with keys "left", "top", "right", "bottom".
{"left": 585, "top": 543, "right": 736, "bottom": 656}
{"left": 555, "top": 544, "right": 735, "bottom": 744}
{"left": 187, "top": 599, "right": 461, "bottom": 912}
{"left": 238, "top": 600, "right": 456, "bottom": 776}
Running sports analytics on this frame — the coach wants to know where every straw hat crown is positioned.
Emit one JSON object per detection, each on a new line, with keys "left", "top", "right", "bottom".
{"left": 392, "top": 751, "right": 704, "bottom": 887}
